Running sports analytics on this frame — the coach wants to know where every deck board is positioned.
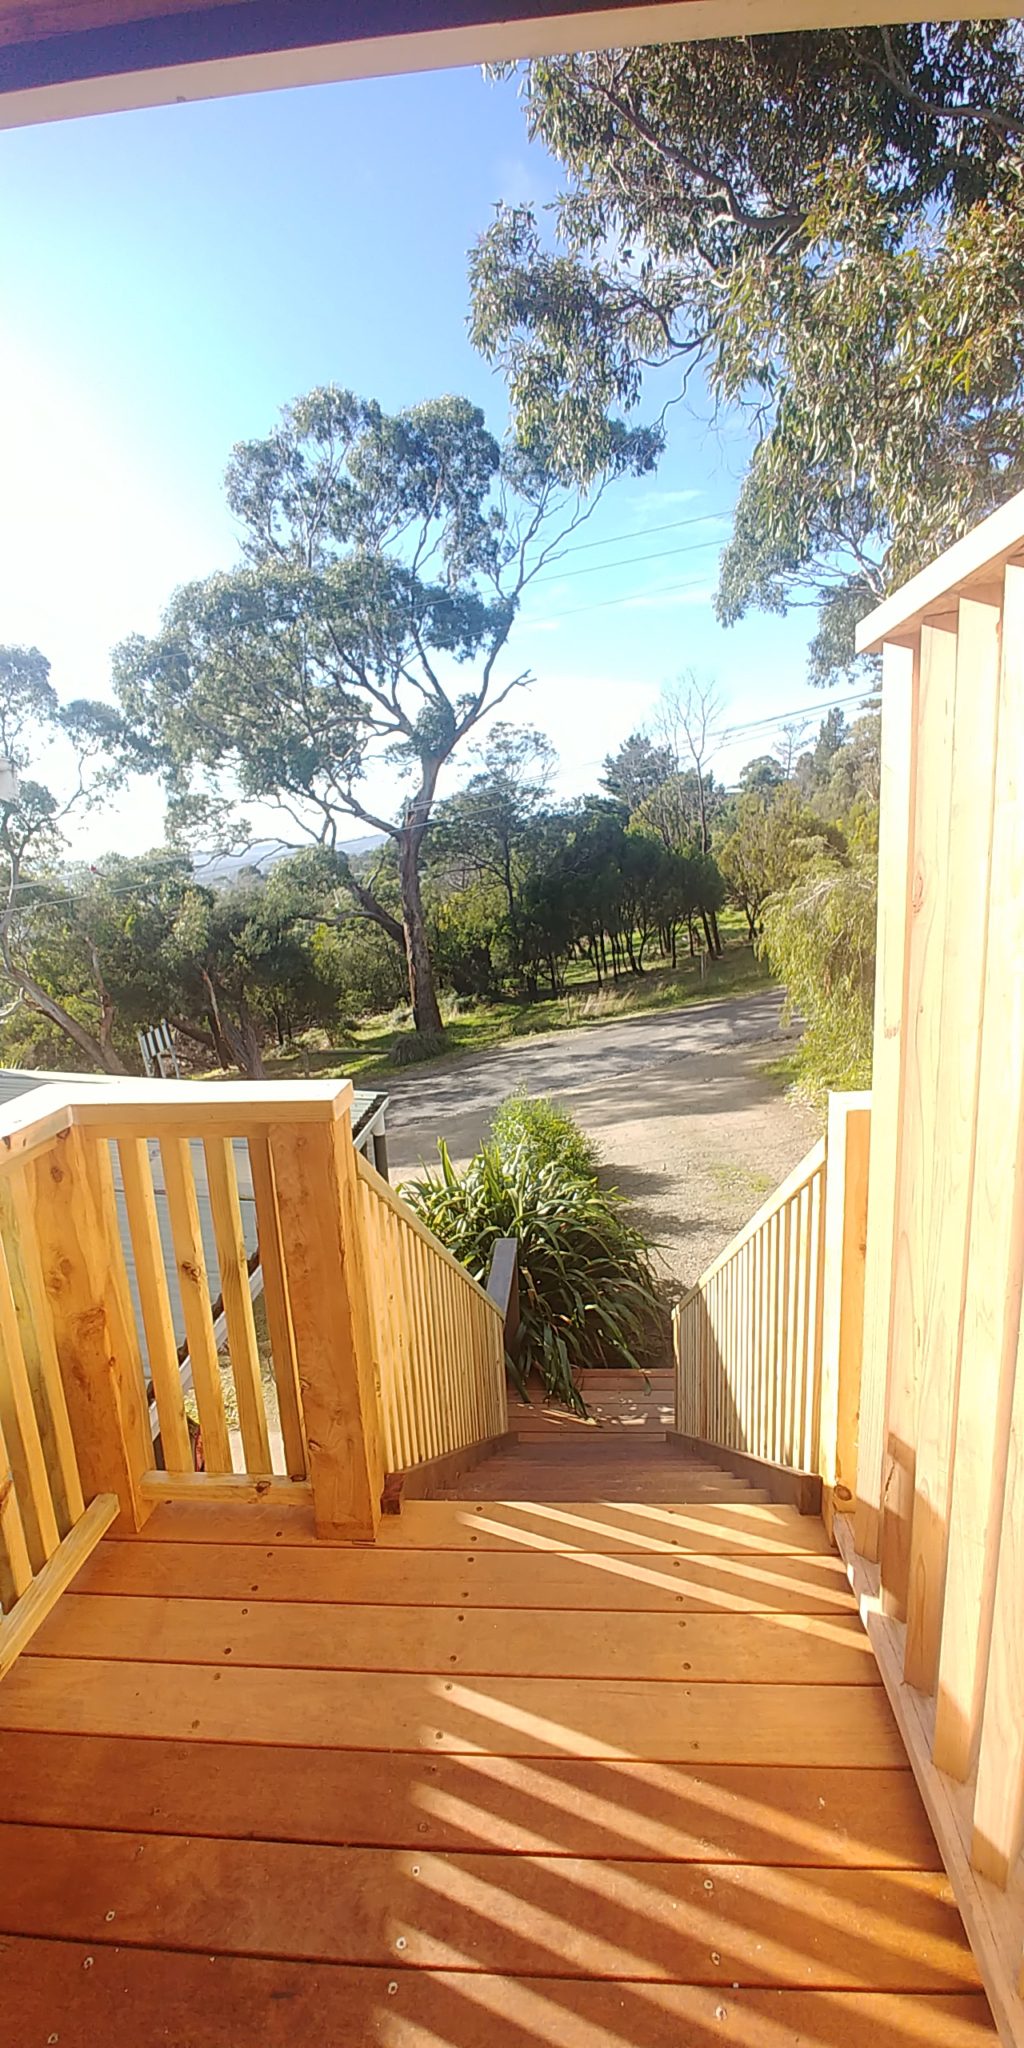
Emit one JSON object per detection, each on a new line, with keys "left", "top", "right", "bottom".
{"left": 0, "top": 1423, "right": 994, "bottom": 2042}
{"left": 0, "top": 1737, "right": 934, "bottom": 1864}
{"left": 0, "top": 1659, "right": 905, "bottom": 1760}
{"left": 0, "top": 1943, "right": 996, "bottom": 2048}
{"left": 124, "top": 1496, "right": 836, "bottom": 1552}
{"left": 72, "top": 1535, "right": 858, "bottom": 1613}
{"left": 0, "top": 1825, "right": 981, "bottom": 1989}
{"left": 28, "top": 1593, "right": 878, "bottom": 1683}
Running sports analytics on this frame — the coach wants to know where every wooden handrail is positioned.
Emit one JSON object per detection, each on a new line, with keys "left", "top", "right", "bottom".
{"left": 676, "top": 1135, "right": 826, "bottom": 1311}
{"left": 0, "top": 1075, "right": 510, "bottom": 1624}
{"left": 355, "top": 1152, "right": 507, "bottom": 1473}
{"left": 355, "top": 1149, "right": 502, "bottom": 1319}
{"left": 486, "top": 1237, "right": 520, "bottom": 1353}
{"left": 857, "top": 483, "right": 1024, "bottom": 652}
{"left": 0, "top": 1083, "right": 74, "bottom": 1171}
{"left": 673, "top": 1095, "right": 870, "bottom": 1519}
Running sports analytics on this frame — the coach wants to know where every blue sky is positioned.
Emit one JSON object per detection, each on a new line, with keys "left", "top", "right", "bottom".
{"left": 0, "top": 62, "right": 839, "bottom": 857}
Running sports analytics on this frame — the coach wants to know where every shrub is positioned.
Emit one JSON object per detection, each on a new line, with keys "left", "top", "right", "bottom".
{"left": 489, "top": 1093, "right": 599, "bottom": 1183}
{"left": 758, "top": 855, "right": 876, "bottom": 1099}
{"left": 406, "top": 1130, "right": 668, "bottom": 1412}
{"left": 388, "top": 1029, "right": 448, "bottom": 1067}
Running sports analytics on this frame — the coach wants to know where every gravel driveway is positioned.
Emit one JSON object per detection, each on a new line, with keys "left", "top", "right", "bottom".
{"left": 384, "top": 990, "right": 820, "bottom": 1293}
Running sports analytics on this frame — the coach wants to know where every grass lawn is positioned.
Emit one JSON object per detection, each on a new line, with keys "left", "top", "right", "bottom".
{"left": 242, "top": 931, "right": 775, "bottom": 1092}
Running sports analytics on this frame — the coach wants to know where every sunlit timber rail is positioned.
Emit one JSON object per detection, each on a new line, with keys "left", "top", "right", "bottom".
{"left": 0, "top": 1044, "right": 1009, "bottom": 2045}
{"left": 0, "top": 1077, "right": 508, "bottom": 1675}
{"left": 2, "top": 500, "right": 1024, "bottom": 2044}
{"left": 678, "top": 490, "right": 1024, "bottom": 2045}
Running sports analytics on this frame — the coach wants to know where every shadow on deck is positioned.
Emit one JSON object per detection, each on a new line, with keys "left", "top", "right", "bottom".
{"left": 0, "top": 1384, "right": 993, "bottom": 2046}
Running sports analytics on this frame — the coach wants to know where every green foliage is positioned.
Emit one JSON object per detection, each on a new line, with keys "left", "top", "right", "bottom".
{"left": 166, "top": 881, "right": 344, "bottom": 1077}
{"left": 717, "top": 786, "right": 843, "bottom": 937}
{"left": 740, "top": 756, "right": 784, "bottom": 794}
{"left": 317, "top": 916, "right": 409, "bottom": 1017}
{"left": 426, "top": 723, "right": 557, "bottom": 995}
{"left": 0, "top": 649, "right": 139, "bottom": 1072}
{"left": 114, "top": 385, "right": 625, "bottom": 1035}
{"left": 489, "top": 1093, "right": 599, "bottom": 1183}
{"left": 600, "top": 731, "right": 675, "bottom": 811}
{"left": 0, "top": 822, "right": 357, "bottom": 1080}
{"left": 713, "top": 156, "right": 1024, "bottom": 667}
{"left": 759, "top": 855, "right": 877, "bottom": 1097}
{"left": 630, "top": 770, "right": 725, "bottom": 858}
{"left": 815, "top": 711, "right": 882, "bottom": 821}
{"left": 473, "top": 31, "right": 1024, "bottom": 676}
{"left": 428, "top": 888, "right": 501, "bottom": 1000}
{"left": 406, "top": 1128, "right": 667, "bottom": 1410}
{"left": 388, "top": 1028, "right": 448, "bottom": 1067}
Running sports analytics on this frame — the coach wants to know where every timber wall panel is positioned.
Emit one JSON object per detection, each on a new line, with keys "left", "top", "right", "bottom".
{"left": 848, "top": 501, "right": 1024, "bottom": 2031}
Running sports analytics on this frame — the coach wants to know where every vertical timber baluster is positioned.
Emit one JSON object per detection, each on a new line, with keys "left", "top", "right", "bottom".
{"left": 270, "top": 1095, "right": 382, "bottom": 1542}
{"left": 30, "top": 1126, "right": 152, "bottom": 1532}
{"left": 0, "top": 1168, "right": 83, "bottom": 1536}
{"left": 935, "top": 565, "right": 1024, "bottom": 1777}
{"left": 0, "top": 1398, "right": 32, "bottom": 1609}
{"left": 160, "top": 1137, "right": 232, "bottom": 1474}
{"left": 0, "top": 1229, "right": 59, "bottom": 1571}
{"left": 905, "top": 595, "right": 1001, "bottom": 1689}
{"left": 248, "top": 1133, "right": 305, "bottom": 1478}
{"left": 882, "top": 615, "right": 958, "bottom": 1620}
{"left": 118, "top": 1137, "right": 192, "bottom": 1474}
{"left": 819, "top": 1098, "right": 871, "bottom": 1538}
{"left": 205, "top": 1137, "right": 271, "bottom": 1474}
{"left": 971, "top": 1294, "right": 1024, "bottom": 1885}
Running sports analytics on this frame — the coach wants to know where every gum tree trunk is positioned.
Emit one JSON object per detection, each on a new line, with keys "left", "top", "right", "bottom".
{"left": 397, "top": 820, "right": 443, "bottom": 1037}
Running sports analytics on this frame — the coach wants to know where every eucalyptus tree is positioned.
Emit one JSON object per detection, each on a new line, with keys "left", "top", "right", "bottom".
{"left": 163, "top": 883, "right": 341, "bottom": 1079}
{"left": 717, "top": 785, "right": 843, "bottom": 938}
{"left": 427, "top": 722, "right": 556, "bottom": 981}
{"left": 0, "top": 645, "right": 134, "bottom": 1072}
{"left": 600, "top": 730, "right": 674, "bottom": 811}
{"left": 116, "top": 388, "right": 644, "bottom": 1034}
{"left": 739, "top": 756, "right": 785, "bottom": 794}
{"left": 472, "top": 29, "right": 1024, "bottom": 677}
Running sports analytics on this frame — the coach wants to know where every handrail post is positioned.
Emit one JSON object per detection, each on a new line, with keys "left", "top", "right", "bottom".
{"left": 819, "top": 1092, "right": 871, "bottom": 1540}
{"left": 270, "top": 1085, "right": 383, "bottom": 1541}
{"left": 486, "top": 1237, "right": 519, "bottom": 1355}
{"left": 29, "top": 1125, "right": 153, "bottom": 1533}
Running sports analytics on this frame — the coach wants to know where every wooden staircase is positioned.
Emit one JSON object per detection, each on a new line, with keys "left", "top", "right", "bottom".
{"left": 446, "top": 1369, "right": 773, "bottom": 1502}
{"left": 7, "top": 485, "right": 1024, "bottom": 2048}
{"left": 0, "top": 1403, "right": 991, "bottom": 2046}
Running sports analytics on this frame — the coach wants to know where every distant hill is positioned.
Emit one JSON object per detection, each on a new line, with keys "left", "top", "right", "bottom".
{"left": 191, "top": 835, "right": 384, "bottom": 889}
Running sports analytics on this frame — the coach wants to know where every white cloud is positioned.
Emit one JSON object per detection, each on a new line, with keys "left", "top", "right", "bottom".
{"left": 634, "top": 487, "right": 703, "bottom": 513}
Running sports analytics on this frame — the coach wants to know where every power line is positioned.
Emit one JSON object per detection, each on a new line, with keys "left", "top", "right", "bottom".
{"left": 566, "top": 689, "right": 874, "bottom": 779}
{"left": 525, "top": 570, "right": 714, "bottom": 625}
{"left": 555, "top": 508, "right": 721, "bottom": 559}
{"left": 716, "top": 689, "right": 871, "bottom": 747}
{"left": 420, "top": 691, "right": 874, "bottom": 830}
{"left": 529, "top": 533, "right": 721, "bottom": 589}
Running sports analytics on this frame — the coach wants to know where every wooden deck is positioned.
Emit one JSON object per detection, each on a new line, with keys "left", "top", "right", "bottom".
{"left": 0, "top": 1404, "right": 994, "bottom": 2047}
